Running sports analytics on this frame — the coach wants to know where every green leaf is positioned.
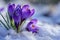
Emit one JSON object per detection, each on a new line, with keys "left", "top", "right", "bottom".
{"left": 18, "top": 20, "right": 26, "bottom": 33}
{"left": 6, "top": 13, "right": 10, "bottom": 24}
{"left": 0, "top": 20, "right": 9, "bottom": 30}
{"left": 0, "top": 13, "right": 11, "bottom": 28}
{"left": 11, "top": 19, "right": 16, "bottom": 30}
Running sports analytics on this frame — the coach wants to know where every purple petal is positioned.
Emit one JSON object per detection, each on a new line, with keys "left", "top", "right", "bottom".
{"left": 8, "top": 4, "right": 15, "bottom": 18}
{"left": 30, "top": 9, "right": 35, "bottom": 17}
{"left": 22, "top": 5, "right": 30, "bottom": 20}
{"left": 32, "top": 26, "right": 39, "bottom": 33}
{"left": 22, "top": 5, "right": 29, "bottom": 10}
{"left": 22, "top": 5, "right": 29, "bottom": 13}
{"left": 22, "top": 5, "right": 35, "bottom": 20}
{"left": 0, "top": 8, "right": 4, "bottom": 12}
{"left": 22, "top": 9, "right": 31, "bottom": 20}
{"left": 13, "top": 5, "right": 22, "bottom": 28}
{"left": 30, "top": 19, "right": 37, "bottom": 24}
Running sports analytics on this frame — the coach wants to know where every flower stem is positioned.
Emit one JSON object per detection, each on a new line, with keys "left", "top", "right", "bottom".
{"left": 0, "top": 20, "right": 9, "bottom": 30}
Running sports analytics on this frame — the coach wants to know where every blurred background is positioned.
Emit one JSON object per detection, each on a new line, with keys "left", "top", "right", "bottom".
{"left": 0, "top": 0, "right": 60, "bottom": 25}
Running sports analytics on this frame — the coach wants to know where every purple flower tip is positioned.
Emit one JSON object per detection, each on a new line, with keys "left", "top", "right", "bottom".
{"left": 0, "top": 8, "right": 4, "bottom": 12}
{"left": 22, "top": 5, "right": 35, "bottom": 20}
{"left": 30, "top": 19, "right": 37, "bottom": 24}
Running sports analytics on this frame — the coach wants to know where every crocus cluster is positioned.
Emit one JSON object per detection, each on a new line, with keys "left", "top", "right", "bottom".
{"left": 0, "top": 3, "right": 39, "bottom": 33}
{"left": 8, "top": 4, "right": 35, "bottom": 32}
{"left": 26, "top": 19, "right": 39, "bottom": 33}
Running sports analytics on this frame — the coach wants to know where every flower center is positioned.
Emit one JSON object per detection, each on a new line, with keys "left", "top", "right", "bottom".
{"left": 32, "top": 24, "right": 35, "bottom": 29}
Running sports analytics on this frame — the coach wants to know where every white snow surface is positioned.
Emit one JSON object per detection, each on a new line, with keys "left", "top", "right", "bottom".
{"left": 0, "top": 21, "right": 60, "bottom": 40}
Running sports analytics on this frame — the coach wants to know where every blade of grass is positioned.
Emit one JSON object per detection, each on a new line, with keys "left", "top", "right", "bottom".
{"left": 6, "top": 13, "right": 11, "bottom": 27}
{"left": 6, "top": 13, "right": 10, "bottom": 24}
{"left": 0, "top": 14, "right": 11, "bottom": 28}
{"left": 0, "top": 20, "right": 9, "bottom": 30}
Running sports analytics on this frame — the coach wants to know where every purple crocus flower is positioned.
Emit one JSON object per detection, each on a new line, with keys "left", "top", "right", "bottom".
{"left": 8, "top": 4, "right": 22, "bottom": 29}
{"left": 8, "top": 4, "right": 15, "bottom": 19}
{"left": 26, "top": 19, "right": 39, "bottom": 33}
{"left": 8, "top": 4, "right": 35, "bottom": 32}
{"left": 22, "top": 5, "right": 35, "bottom": 20}
{"left": 13, "top": 5, "right": 22, "bottom": 29}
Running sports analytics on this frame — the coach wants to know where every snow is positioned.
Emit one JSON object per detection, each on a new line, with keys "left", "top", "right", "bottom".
{"left": 0, "top": 21, "right": 60, "bottom": 40}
